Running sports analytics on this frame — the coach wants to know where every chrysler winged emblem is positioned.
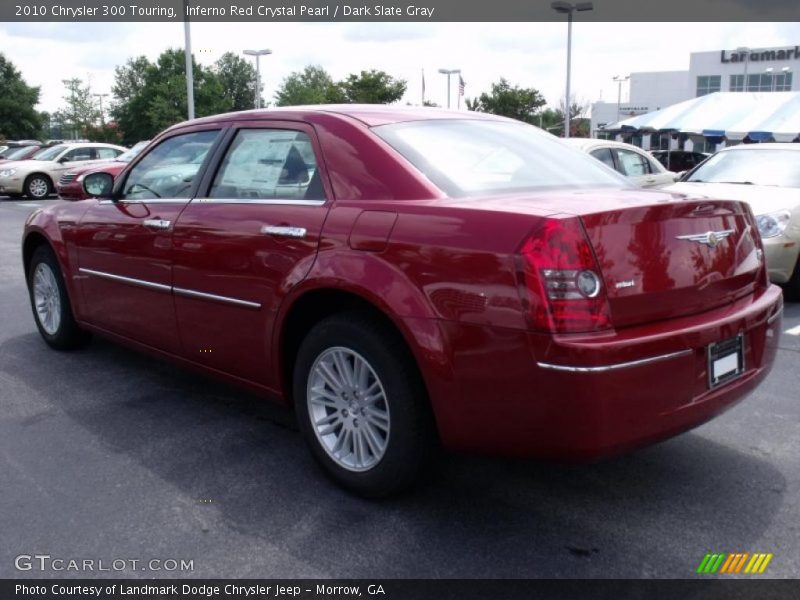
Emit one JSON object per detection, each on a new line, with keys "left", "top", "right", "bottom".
{"left": 675, "top": 229, "right": 735, "bottom": 248}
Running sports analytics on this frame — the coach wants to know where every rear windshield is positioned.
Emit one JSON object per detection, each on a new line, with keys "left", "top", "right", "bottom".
{"left": 373, "top": 119, "right": 629, "bottom": 197}
{"left": 687, "top": 148, "right": 800, "bottom": 188}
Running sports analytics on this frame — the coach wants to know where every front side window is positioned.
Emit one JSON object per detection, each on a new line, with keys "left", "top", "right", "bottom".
{"left": 209, "top": 129, "right": 325, "bottom": 201}
{"left": 122, "top": 130, "right": 219, "bottom": 200}
{"left": 615, "top": 149, "right": 650, "bottom": 176}
{"left": 64, "top": 147, "right": 93, "bottom": 162}
{"left": 373, "top": 119, "right": 628, "bottom": 197}
{"left": 589, "top": 148, "right": 616, "bottom": 171}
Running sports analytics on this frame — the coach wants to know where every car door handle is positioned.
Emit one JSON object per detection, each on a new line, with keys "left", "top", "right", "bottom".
{"left": 143, "top": 218, "right": 171, "bottom": 230}
{"left": 261, "top": 225, "right": 307, "bottom": 239}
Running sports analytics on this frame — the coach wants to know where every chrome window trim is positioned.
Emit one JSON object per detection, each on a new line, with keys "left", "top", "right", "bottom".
{"left": 192, "top": 198, "right": 326, "bottom": 206}
{"left": 78, "top": 267, "right": 172, "bottom": 293}
{"left": 79, "top": 268, "right": 261, "bottom": 310}
{"left": 98, "top": 199, "right": 190, "bottom": 205}
{"left": 173, "top": 287, "right": 262, "bottom": 310}
{"left": 537, "top": 349, "right": 693, "bottom": 373}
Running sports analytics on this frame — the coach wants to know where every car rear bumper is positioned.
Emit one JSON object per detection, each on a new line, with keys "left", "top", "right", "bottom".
{"left": 422, "top": 284, "right": 783, "bottom": 460}
{"left": 762, "top": 235, "right": 799, "bottom": 284}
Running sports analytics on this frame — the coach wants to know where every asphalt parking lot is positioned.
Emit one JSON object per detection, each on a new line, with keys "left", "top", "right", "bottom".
{"left": 1, "top": 195, "right": 799, "bottom": 579}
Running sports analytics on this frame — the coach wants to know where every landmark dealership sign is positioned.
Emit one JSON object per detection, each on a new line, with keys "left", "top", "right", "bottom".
{"left": 721, "top": 46, "right": 800, "bottom": 63}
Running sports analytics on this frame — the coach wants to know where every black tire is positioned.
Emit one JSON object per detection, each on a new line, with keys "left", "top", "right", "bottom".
{"left": 783, "top": 256, "right": 800, "bottom": 302}
{"left": 27, "top": 245, "right": 90, "bottom": 350}
{"left": 293, "top": 313, "right": 436, "bottom": 498}
{"left": 24, "top": 174, "right": 52, "bottom": 200}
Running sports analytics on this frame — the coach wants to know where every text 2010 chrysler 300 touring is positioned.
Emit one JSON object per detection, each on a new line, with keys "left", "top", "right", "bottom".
{"left": 22, "top": 106, "right": 783, "bottom": 496}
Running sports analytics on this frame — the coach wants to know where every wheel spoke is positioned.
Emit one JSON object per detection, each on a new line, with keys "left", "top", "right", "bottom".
{"left": 307, "top": 346, "right": 390, "bottom": 472}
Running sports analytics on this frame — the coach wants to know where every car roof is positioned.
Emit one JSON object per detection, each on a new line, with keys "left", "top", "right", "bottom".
{"left": 175, "top": 104, "right": 511, "bottom": 129}
{"left": 718, "top": 142, "right": 800, "bottom": 152}
{"left": 563, "top": 138, "right": 651, "bottom": 153}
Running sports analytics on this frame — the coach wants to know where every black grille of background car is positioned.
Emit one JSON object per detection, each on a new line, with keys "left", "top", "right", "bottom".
{"left": 59, "top": 174, "right": 77, "bottom": 185}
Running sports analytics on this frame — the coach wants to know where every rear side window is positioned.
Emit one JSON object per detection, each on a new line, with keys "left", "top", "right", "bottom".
{"left": 64, "top": 147, "right": 93, "bottom": 162}
{"left": 122, "top": 130, "right": 219, "bottom": 200}
{"left": 209, "top": 129, "right": 325, "bottom": 201}
{"left": 96, "top": 147, "right": 120, "bottom": 159}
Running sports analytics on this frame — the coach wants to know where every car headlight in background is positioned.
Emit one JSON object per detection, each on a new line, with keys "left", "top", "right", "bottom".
{"left": 76, "top": 174, "right": 85, "bottom": 182}
{"left": 756, "top": 210, "right": 791, "bottom": 238}
{"left": 0, "top": 168, "right": 17, "bottom": 177}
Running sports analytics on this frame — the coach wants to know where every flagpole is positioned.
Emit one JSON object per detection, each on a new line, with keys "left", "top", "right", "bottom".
{"left": 421, "top": 68, "right": 425, "bottom": 105}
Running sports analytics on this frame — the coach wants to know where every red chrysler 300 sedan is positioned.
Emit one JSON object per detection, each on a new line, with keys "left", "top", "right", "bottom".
{"left": 22, "top": 106, "right": 783, "bottom": 496}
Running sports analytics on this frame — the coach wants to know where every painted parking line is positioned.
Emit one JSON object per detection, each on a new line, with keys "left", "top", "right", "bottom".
{"left": 16, "top": 202, "right": 42, "bottom": 208}
{"left": 785, "top": 324, "right": 800, "bottom": 336}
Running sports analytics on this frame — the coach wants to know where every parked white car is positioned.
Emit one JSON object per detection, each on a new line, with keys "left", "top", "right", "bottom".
{"left": 665, "top": 143, "right": 800, "bottom": 299}
{"left": 0, "top": 142, "right": 126, "bottom": 199}
{"left": 564, "top": 138, "right": 677, "bottom": 188}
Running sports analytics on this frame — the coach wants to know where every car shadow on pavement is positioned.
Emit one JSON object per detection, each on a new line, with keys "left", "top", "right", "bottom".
{"left": 0, "top": 333, "right": 788, "bottom": 578}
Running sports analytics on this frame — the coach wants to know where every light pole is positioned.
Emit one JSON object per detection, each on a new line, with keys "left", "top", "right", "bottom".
{"left": 765, "top": 67, "right": 775, "bottom": 92}
{"left": 243, "top": 49, "right": 272, "bottom": 109}
{"left": 777, "top": 66, "right": 791, "bottom": 91}
{"left": 93, "top": 93, "right": 109, "bottom": 126}
{"left": 438, "top": 68, "right": 460, "bottom": 109}
{"left": 182, "top": 0, "right": 194, "bottom": 120}
{"left": 613, "top": 75, "right": 629, "bottom": 123}
{"left": 552, "top": 2, "right": 593, "bottom": 138}
{"left": 736, "top": 46, "right": 750, "bottom": 91}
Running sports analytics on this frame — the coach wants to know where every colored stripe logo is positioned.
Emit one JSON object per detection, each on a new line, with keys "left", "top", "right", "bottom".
{"left": 697, "top": 552, "right": 773, "bottom": 574}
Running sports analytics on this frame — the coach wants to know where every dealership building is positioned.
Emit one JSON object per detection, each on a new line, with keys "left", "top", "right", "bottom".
{"left": 591, "top": 46, "right": 799, "bottom": 148}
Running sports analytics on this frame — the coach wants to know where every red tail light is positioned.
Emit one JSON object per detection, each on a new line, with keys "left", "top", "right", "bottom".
{"left": 518, "top": 217, "right": 612, "bottom": 333}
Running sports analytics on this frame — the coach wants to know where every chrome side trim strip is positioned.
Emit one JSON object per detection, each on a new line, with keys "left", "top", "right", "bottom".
{"left": 767, "top": 304, "right": 783, "bottom": 325}
{"left": 173, "top": 287, "right": 262, "bottom": 310}
{"left": 79, "top": 267, "right": 261, "bottom": 310}
{"left": 193, "top": 198, "right": 325, "bottom": 206}
{"left": 537, "top": 349, "right": 693, "bottom": 373}
{"left": 98, "top": 199, "right": 189, "bottom": 205}
{"left": 78, "top": 268, "right": 172, "bottom": 293}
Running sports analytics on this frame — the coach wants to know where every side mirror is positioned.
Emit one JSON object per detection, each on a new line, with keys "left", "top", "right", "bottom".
{"left": 674, "top": 171, "right": 686, "bottom": 182}
{"left": 83, "top": 172, "right": 114, "bottom": 199}
{"left": 59, "top": 156, "right": 70, "bottom": 163}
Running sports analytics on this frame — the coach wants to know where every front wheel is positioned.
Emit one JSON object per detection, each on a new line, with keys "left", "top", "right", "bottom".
{"left": 294, "top": 313, "right": 435, "bottom": 497}
{"left": 25, "top": 174, "right": 52, "bottom": 200}
{"left": 27, "top": 245, "right": 90, "bottom": 349}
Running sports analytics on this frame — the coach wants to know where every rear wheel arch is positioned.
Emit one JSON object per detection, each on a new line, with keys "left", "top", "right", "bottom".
{"left": 277, "top": 288, "right": 434, "bottom": 410}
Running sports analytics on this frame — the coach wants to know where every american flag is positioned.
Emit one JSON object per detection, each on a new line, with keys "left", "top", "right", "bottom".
{"left": 458, "top": 75, "right": 466, "bottom": 96}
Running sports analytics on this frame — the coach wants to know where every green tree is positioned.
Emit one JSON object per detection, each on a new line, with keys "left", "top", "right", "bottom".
{"left": 55, "top": 77, "right": 100, "bottom": 139}
{"left": 274, "top": 66, "right": 345, "bottom": 106}
{"left": 0, "top": 53, "right": 42, "bottom": 139}
{"left": 341, "top": 69, "right": 406, "bottom": 104}
{"left": 214, "top": 52, "right": 258, "bottom": 111}
{"left": 110, "top": 49, "right": 231, "bottom": 144}
{"left": 110, "top": 56, "right": 152, "bottom": 145}
{"left": 467, "top": 78, "right": 546, "bottom": 124}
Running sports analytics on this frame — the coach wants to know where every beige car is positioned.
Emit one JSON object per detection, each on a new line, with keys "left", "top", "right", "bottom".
{"left": 665, "top": 143, "right": 800, "bottom": 300}
{"left": 564, "top": 138, "right": 678, "bottom": 188}
{"left": 0, "top": 142, "right": 127, "bottom": 199}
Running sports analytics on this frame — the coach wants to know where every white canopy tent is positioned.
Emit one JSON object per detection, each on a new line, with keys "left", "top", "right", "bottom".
{"left": 602, "top": 92, "right": 800, "bottom": 143}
